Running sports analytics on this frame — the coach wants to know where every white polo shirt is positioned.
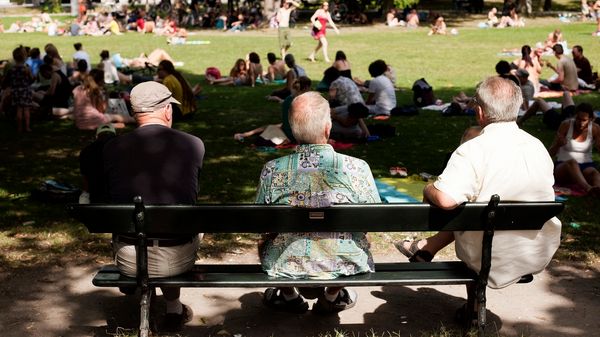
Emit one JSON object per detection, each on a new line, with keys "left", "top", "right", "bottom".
{"left": 435, "top": 122, "right": 561, "bottom": 288}
{"left": 367, "top": 75, "right": 396, "bottom": 116}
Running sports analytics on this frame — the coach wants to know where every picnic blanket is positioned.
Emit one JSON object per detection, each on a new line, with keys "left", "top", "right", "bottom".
{"left": 376, "top": 178, "right": 426, "bottom": 203}
{"left": 378, "top": 178, "right": 577, "bottom": 204}
{"left": 421, "top": 103, "right": 449, "bottom": 112}
{"left": 378, "top": 177, "right": 579, "bottom": 203}
{"left": 554, "top": 184, "right": 587, "bottom": 198}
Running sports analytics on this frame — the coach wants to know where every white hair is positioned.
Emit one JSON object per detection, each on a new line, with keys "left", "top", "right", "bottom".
{"left": 475, "top": 77, "right": 522, "bottom": 123}
{"left": 289, "top": 92, "right": 331, "bottom": 144}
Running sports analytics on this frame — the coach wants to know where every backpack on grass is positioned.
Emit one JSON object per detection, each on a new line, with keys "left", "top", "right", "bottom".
{"left": 31, "top": 180, "right": 80, "bottom": 203}
{"left": 412, "top": 78, "right": 436, "bottom": 107}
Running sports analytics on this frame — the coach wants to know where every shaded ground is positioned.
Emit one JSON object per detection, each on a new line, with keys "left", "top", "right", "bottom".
{"left": 1, "top": 251, "right": 598, "bottom": 337}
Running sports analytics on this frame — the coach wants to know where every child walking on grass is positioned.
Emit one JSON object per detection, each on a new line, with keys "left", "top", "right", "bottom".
{"left": 7, "top": 47, "right": 34, "bottom": 132}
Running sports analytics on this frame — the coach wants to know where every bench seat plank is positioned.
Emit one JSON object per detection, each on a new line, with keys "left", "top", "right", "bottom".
{"left": 93, "top": 262, "right": 478, "bottom": 288}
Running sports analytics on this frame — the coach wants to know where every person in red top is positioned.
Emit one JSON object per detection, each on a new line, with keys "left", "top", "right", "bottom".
{"left": 308, "top": 2, "right": 339, "bottom": 63}
{"left": 136, "top": 16, "right": 145, "bottom": 31}
{"left": 78, "top": 0, "right": 87, "bottom": 20}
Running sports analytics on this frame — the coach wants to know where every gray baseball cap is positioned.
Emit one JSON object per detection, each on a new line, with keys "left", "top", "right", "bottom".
{"left": 130, "top": 81, "right": 180, "bottom": 113}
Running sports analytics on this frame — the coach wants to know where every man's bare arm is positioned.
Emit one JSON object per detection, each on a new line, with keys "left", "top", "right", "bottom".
{"left": 423, "top": 183, "right": 459, "bottom": 210}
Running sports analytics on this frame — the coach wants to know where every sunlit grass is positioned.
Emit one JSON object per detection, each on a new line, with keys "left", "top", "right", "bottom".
{"left": 0, "top": 222, "right": 111, "bottom": 269}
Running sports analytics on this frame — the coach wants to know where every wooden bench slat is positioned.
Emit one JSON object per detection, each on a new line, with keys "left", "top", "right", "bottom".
{"left": 67, "top": 202, "right": 563, "bottom": 234}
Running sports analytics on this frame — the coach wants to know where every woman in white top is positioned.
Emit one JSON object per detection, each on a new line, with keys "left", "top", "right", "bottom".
{"left": 549, "top": 103, "right": 600, "bottom": 196}
{"left": 99, "top": 50, "right": 131, "bottom": 85}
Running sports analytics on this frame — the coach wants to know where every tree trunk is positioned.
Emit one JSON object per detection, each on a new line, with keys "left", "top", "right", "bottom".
{"left": 543, "top": 0, "right": 551, "bottom": 11}
{"left": 380, "top": 0, "right": 394, "bottom": 17}
{"left": 262, "top": 0, "right": 276, "bottom": 20}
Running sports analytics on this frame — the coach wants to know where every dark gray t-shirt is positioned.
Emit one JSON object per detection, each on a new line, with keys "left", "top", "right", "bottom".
{"left": 103, "top": 124, "right": 204, "bottom": 205}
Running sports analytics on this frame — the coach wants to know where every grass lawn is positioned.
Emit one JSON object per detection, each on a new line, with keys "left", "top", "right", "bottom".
{"left": 0, "top": 12, "right": 599, "bottom": 294}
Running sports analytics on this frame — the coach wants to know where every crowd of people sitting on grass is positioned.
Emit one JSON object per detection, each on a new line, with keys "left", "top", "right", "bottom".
{"left": 0, "top": 42, "right": 200, "bottom": 132}
{"left": 485, "top": 2, "right": 525, "bottom": 28}
{"left": 386, "top": 7, "right": 458, "bottom": 35}
{"left": 0, "top": 1, "right": 267, "bottom": 37}
{"left": 0, "top": 22, "right": 598, "bottom": 198}
{"left": 1, "top": 1, "right": 466, "bottom": 38}
{"left": 385, "top": 6, "right": 421, "bottom": 28}
{"left": 497, "top": 28, "right": 598, "bottom": 97}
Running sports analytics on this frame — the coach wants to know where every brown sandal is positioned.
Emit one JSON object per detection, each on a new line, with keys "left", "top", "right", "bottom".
{"left": 394, "top": 240, "right": 421, "bottom": 259}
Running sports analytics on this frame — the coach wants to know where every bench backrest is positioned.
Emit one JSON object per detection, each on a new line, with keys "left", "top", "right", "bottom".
{"left": 67, "top": 198, "right": 563, "bottom": 234}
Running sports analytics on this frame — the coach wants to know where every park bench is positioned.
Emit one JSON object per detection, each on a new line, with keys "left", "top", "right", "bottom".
{"left": 67, "top": 195, "right": 563, "bottom": 337}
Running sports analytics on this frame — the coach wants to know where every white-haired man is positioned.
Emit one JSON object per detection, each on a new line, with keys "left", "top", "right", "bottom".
{"left": 103, "top": 81, "right": 205, "bottom": 331}
{"left": 256, "top": 91, "right": 381, "bottom": 314}
{"left": 396, "top": 77, "right": 561, "bottom": 315}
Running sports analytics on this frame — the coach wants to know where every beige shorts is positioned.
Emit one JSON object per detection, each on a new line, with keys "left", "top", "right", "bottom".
{"left": 278, "top": 27, "right": 291, "bottom": 49}
{"left": 113, "top": 235, "right": 200, "bottom": 278}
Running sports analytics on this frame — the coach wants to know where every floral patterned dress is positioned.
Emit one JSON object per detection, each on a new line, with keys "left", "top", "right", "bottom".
{"left": 8, "top": 64, "right": 33, "bottom": 107}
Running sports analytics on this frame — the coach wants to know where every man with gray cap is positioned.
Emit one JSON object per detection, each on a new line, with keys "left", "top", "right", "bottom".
{"left": 103, "top": 81, "right": 205, "bottom": 332}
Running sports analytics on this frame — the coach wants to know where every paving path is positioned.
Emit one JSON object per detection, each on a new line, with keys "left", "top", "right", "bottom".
{"left": 1, "top": 255, "right": 599, "bottom": 337}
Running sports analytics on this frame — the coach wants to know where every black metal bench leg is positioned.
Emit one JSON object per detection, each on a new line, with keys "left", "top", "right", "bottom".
{"left": 476, "top": 284, "right": 486, "bottom": 337}
{"left": 139, "top": 286, "right": 152, "bottom": 337}
{"left": 133, "top": 196, "right": 151, "bottom": 337}
{"left": 462, "top": 282, "right": 476, "bottom": 336}
{"left": 474, "top": 194, "right": 499, "bottom": 337}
